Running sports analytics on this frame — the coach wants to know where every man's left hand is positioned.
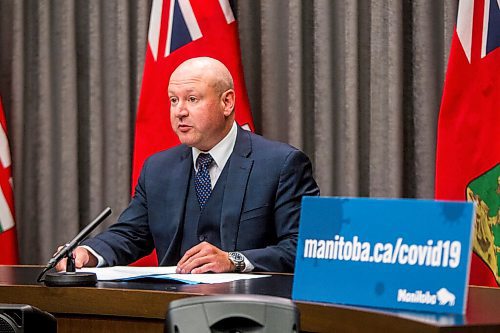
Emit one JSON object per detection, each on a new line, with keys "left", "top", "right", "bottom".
{"left": 176, "top": 241, "right": 235, "bottom": 274}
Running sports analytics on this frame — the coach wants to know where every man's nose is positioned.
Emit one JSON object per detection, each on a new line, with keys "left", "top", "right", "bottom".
{"left": 174, "top": 102, "right": 188, "bottom": 117}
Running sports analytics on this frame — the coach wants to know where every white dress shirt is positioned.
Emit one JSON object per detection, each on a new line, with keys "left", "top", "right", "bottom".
{"left": 192, "top": 121, "right": 237, "bottom": 188}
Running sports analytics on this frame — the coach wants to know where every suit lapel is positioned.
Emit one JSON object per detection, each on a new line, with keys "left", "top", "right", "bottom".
{"left": 159, "top": 146, "right": 192, "bottom": 265}
{"left": 220, "top": 128, "right": 253, "bottom": 250}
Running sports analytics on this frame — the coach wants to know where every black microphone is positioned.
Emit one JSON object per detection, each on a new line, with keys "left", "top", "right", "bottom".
{"left": 37, "top": 207, "right": 112, "bottom": 285}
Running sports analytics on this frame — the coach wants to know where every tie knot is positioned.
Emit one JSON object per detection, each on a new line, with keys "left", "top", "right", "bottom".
{"left": 197, "top": 153, "right": 213, "bottom": 169}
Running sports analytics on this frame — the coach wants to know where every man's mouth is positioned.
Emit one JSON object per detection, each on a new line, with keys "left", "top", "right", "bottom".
{"left": 178, "top": 124, "right": 192, "bottom": 132}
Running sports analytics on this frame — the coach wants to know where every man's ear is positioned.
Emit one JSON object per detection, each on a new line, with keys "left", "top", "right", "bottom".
{"left": 221, "top": 89, "right": 235, "bottom": 116}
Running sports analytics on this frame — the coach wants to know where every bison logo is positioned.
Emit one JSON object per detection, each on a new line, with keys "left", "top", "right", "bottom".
{"left": 436, "top": 288, "right": 456, "bottom": 306}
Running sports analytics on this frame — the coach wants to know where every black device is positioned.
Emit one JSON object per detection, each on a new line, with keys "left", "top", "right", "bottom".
{"left": 0, "top": 304, "right": 57, "bottom": 333}
{"left": 165, "top": 294, "right": 300, "bottom": 333}
{"left": 37, "top": 207, "right": 112, "bottom": 287}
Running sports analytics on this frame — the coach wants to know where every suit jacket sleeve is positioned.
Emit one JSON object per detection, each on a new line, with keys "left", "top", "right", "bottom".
{"left": 81, "top": 159, "right": 154, "bottom": 266}
{"left": 239, "top": 149, "right": 319, "bottom": 272}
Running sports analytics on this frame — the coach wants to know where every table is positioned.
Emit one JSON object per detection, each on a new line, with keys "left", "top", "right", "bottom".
{"left": 0, "top": 266, "right": 499, "bottom": 332}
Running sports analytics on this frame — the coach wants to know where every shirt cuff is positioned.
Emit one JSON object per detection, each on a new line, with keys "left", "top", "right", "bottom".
{"left": 241, "top": 254, "right": 254, "bottom": 272}
{"left": 80, "top": 245, "right": 106, "bottom": 267}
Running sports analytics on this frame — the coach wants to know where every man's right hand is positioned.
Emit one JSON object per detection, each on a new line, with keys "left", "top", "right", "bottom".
{"left": 54, "top": 246, "right": 98, "bottom": 272}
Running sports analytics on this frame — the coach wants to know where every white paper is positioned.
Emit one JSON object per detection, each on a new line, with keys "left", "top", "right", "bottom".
{"left": 79, "top": 266, "right": 270, "bottom": 284}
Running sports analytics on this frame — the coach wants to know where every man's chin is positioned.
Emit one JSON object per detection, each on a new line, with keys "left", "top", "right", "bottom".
{"left": 177, "top": 136, "right": 198, "bottom": 148}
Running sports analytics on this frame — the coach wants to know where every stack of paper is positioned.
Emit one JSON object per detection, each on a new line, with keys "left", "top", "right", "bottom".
{"left": 79, "top": 266, "right": 270, "bottom": 284}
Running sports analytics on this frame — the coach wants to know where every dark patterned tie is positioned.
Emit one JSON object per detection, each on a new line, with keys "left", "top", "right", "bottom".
{"left": 194, "top": 153, "right": 214, "bottom": 209}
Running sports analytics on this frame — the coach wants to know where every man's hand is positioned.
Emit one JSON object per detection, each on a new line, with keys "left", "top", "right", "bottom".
{"left": 54, "top": 246, "right": 98, "bottom": 272}
{"left": 176, "top": 241, "right": 234, "bottom": 274}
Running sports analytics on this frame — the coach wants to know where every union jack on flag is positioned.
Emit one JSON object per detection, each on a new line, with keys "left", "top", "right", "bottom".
{"left": 457, "top": 0, "right": 500, "bottom": 62}
{"left": 149, "top": 0, "right": 235, "bottom": 60}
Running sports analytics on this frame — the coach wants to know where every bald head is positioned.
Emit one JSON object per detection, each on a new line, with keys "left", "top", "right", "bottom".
{"left": 170, "top": 57, "right": 234, "bottom": 96}
{"left": 168, "top": 57, "right": 237, "bottom": 151}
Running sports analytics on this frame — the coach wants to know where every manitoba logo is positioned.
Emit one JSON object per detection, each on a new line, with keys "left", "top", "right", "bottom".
{"left": 436, "top": 288, "right": 456, "bottom": 306}
{"left": 467, "top": 164, "right": 500, "bottom": 285}
{"left": 397, "top": 288, "right": 455, "bottom": 306}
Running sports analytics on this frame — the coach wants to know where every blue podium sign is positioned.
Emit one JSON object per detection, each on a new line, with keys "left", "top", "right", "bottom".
{"left": 292, "top": 197, "right": 475, "bottom": 314}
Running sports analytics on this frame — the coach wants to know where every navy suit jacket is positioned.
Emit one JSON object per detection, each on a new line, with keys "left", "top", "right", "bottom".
{"left": 84, "top": 127, "right": 319, "bottom": 272}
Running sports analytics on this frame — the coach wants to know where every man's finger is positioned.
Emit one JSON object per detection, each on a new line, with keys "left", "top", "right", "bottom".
{"left": 55, "top": 257, "right": 67, "bottom": 272}
{"left": 177, "top": 250, "right": 210, "bottom": 273}
{"left": 177, "top": 242, "right": 206, "bottom": 267}
{"left": 181, "top": 254, "right": 215, "bottom": 273}
{"left": 74, "top": 252, "right": 87, "bottom": 268}
{"left": 191, "top": 262, "right": 216, "bottom": 274}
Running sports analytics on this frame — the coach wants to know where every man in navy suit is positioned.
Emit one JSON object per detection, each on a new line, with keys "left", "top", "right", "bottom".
{"left": 56, "top": 57, "right": 319, "bottom": 273}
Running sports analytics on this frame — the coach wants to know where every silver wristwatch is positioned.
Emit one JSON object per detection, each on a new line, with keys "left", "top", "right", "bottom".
{"left": 228, "top": 252, "right": 245, "bottom": 272}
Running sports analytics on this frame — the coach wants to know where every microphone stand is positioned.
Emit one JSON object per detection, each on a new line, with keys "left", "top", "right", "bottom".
{"left": 37, "top": 207, "right": 112, "bottom": 287}
{"left": 42, "top": 252, "right": 99, "bottom": 287}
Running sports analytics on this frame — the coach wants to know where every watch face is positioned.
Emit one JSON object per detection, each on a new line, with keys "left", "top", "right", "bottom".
{"left": 231, "top": 252, "right": 243, "bottom": 262}
{"left": 229, "top": 252, "right": 245, "bottom": 272}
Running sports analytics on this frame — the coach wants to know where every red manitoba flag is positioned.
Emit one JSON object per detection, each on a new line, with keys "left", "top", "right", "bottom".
{"left": 0, "top": 97, "right": 18, "bottom": 264}
{"left": 435, "top": 0, "right": 499, "bottom": 286}
{"left": 131, "top": 0, "right": 254, "bottom": 266}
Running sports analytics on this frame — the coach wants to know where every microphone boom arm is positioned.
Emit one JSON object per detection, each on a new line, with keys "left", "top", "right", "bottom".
{"left": 37, "top": 207, "right": 112, "bottom": 282}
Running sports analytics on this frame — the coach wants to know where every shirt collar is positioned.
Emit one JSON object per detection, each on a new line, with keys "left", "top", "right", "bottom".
{"left": 192, "top": 121, "right": 237, "bottom": 172}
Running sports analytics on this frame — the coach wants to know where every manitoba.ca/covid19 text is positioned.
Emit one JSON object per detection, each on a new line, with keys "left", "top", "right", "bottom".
{"left": 303, "top": 236, "right": 461, "bottom": 268}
